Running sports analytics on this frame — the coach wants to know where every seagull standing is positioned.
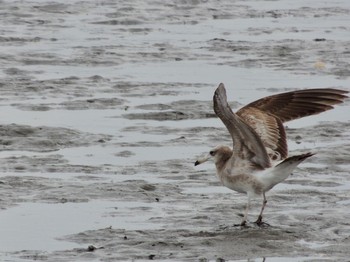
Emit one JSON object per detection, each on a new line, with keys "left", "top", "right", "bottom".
{"left": 195, "top": 83, "right": 348, "bottom": 226}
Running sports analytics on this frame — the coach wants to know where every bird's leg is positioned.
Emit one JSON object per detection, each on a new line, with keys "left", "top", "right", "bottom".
{"left": 240, "top": 195, "right": 251, "bottom": 226}
{"left": 255, "top": 192, "right": 268, "bottom": 226}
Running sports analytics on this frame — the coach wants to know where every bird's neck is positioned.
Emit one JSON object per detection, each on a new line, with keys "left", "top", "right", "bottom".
{"left": 215, "top": 150, "right": 233, "bottom": 172}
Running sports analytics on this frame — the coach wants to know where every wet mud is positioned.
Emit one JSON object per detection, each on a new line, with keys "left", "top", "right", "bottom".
{"left": 0, "top": 0, "right": 350, "bottom": 261}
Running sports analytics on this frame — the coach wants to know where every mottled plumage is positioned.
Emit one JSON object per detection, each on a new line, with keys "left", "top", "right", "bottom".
{"left": 237, "top": 87, "right": 348, "bottom": 161}
{"left": 195, "top": 83, "right": 348, "bottom": 226}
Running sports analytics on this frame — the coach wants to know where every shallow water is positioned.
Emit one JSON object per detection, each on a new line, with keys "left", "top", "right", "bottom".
{"left": 0, "top": 0, "right": 350, "bottom": 261}
{"left": 0, "top": 199, "right": 169, "bottom": 252}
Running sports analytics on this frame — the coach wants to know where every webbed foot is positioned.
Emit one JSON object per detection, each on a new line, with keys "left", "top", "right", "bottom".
{"left": 254, "top": 216, "right": 270, "bottom": 227}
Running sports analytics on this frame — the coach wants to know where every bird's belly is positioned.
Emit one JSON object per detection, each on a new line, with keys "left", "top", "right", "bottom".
{"left": 221, "top": 174, "right": 263, "bottom": 195}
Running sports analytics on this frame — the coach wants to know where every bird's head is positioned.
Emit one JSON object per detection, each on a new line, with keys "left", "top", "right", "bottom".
{"left": 194, "top": 145, "right": 232, "bottom": 167}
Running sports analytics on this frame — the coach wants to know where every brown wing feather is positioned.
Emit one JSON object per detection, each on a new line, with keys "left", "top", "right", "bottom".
{"left": 237, "top": 88, "right": 348, "bottom": 160}
{"left": 214, "top": 83, "right": 271, "bottom": 169}
{"left": 239, "top": 88, "right": 348, "bottom": 123}
{"left": 237, "top": 107, "right": 287, "bottom": 160}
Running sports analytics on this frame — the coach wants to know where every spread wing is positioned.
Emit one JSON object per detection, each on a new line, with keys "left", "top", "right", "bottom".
{"left": 214, "top": 83, "right": 271, "bottom": 169}
{"left": 237, "top": 88, "right": 348, "bottom": 160}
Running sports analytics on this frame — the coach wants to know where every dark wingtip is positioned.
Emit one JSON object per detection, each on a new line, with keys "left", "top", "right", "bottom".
{"left": 215, "top": 83, "right": 226, "bottom": 95}
{"left": 277, "top": 152, "right": 315, "bottom": 167}
{"left": 194, "top": 161, "right": 200, "bottom": 166}
{"left": 301, "top": 152, "right": 316, "bottom": 160}
{"left": 292, "top": 152, "right": 315, "bottom": 162}
{"left": 218, "top": 82, "right": 225, "bottom": 89}
{"left": 213, "top": 83, "right": 228, "bottom": 112}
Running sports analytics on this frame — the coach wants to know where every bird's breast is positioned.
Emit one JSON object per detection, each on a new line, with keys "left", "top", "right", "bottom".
{"left": 219, "top": 172, "right": 264, "bottom": 196}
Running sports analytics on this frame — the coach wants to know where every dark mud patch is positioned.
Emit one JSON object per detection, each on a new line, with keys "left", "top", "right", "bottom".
{"left": 55, "top": 226, "right": 308, "bottom": 261}
{"left": 113, "top": 82, "right": 206, "bottom": 98}
{"left": 206, "top": 38, "right": 350, "bottom": 77}
{"left": 0, "top": 173, "right": 182, "bottom": 210}
{"left": 286, "top": 121, "right": 350, "bottom": 142}
{"left": 120, "top": 125, "right": 231, "bottom": 147}
{"left": 17, "top": 213, "right": 350, "bottom": 261}
{"left": 114, "top": 150, "right": 135, "bottom": 158}
{"left": 123, "top": 100, "right": 236, "bottom": 121}
{"left": 0, "top": 124, "right": 111, "bottom": 152}
{"left": 60, "top": 97, "right": 126, "bottom": 110}
{"left": 124, "top": 110, "right": 198, "bottom": 121}
{"left": 0, "top": 154, "right": 109, "bottom": 174}
{"left": 1, "top": 76, "right": 113, "bottom": 102}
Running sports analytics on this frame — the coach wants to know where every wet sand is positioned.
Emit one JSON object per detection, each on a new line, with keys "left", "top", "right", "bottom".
{"left": 0, "top": 0, "right": 350, "bottom": 261}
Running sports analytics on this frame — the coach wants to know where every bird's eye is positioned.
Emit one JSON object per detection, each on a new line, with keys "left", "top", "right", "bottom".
{"left": 209, "top": 151, "right": 215, "bottom": 156}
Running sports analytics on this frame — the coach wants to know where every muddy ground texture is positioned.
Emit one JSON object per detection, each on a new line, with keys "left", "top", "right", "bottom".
{"left": 0, "top": 0, "right": 350, "bottom": 261}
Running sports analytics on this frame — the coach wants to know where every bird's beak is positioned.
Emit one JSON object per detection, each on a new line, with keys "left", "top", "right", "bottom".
{"left": 194, "top": 153, "right": 211, "bottom": 166}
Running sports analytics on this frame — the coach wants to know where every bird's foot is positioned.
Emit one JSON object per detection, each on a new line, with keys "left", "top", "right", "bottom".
{"left": 233, "top": 220, "right": 249, "bottom": 228}
{"left": 254, "top": 216, "right": 270, "bottom": 228}
{"left": 255, "top": 215, "right": 263, "bottom": 225}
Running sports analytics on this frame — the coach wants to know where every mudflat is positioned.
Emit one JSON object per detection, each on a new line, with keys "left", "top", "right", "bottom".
{"left": 0, "top": 1, "right": 349, "bottom": 261}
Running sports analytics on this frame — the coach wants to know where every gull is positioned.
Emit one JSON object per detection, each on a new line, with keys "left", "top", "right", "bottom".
{"left": 195, "top": 83, "right": 348, "bottom": 226}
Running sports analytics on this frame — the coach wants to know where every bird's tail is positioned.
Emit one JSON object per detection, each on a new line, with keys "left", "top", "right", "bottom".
{"left": 260, "top": 152, "right": 315, "bottom": 191}
{"left": 276, "top": 152, "right": 315, "bottom": 167}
